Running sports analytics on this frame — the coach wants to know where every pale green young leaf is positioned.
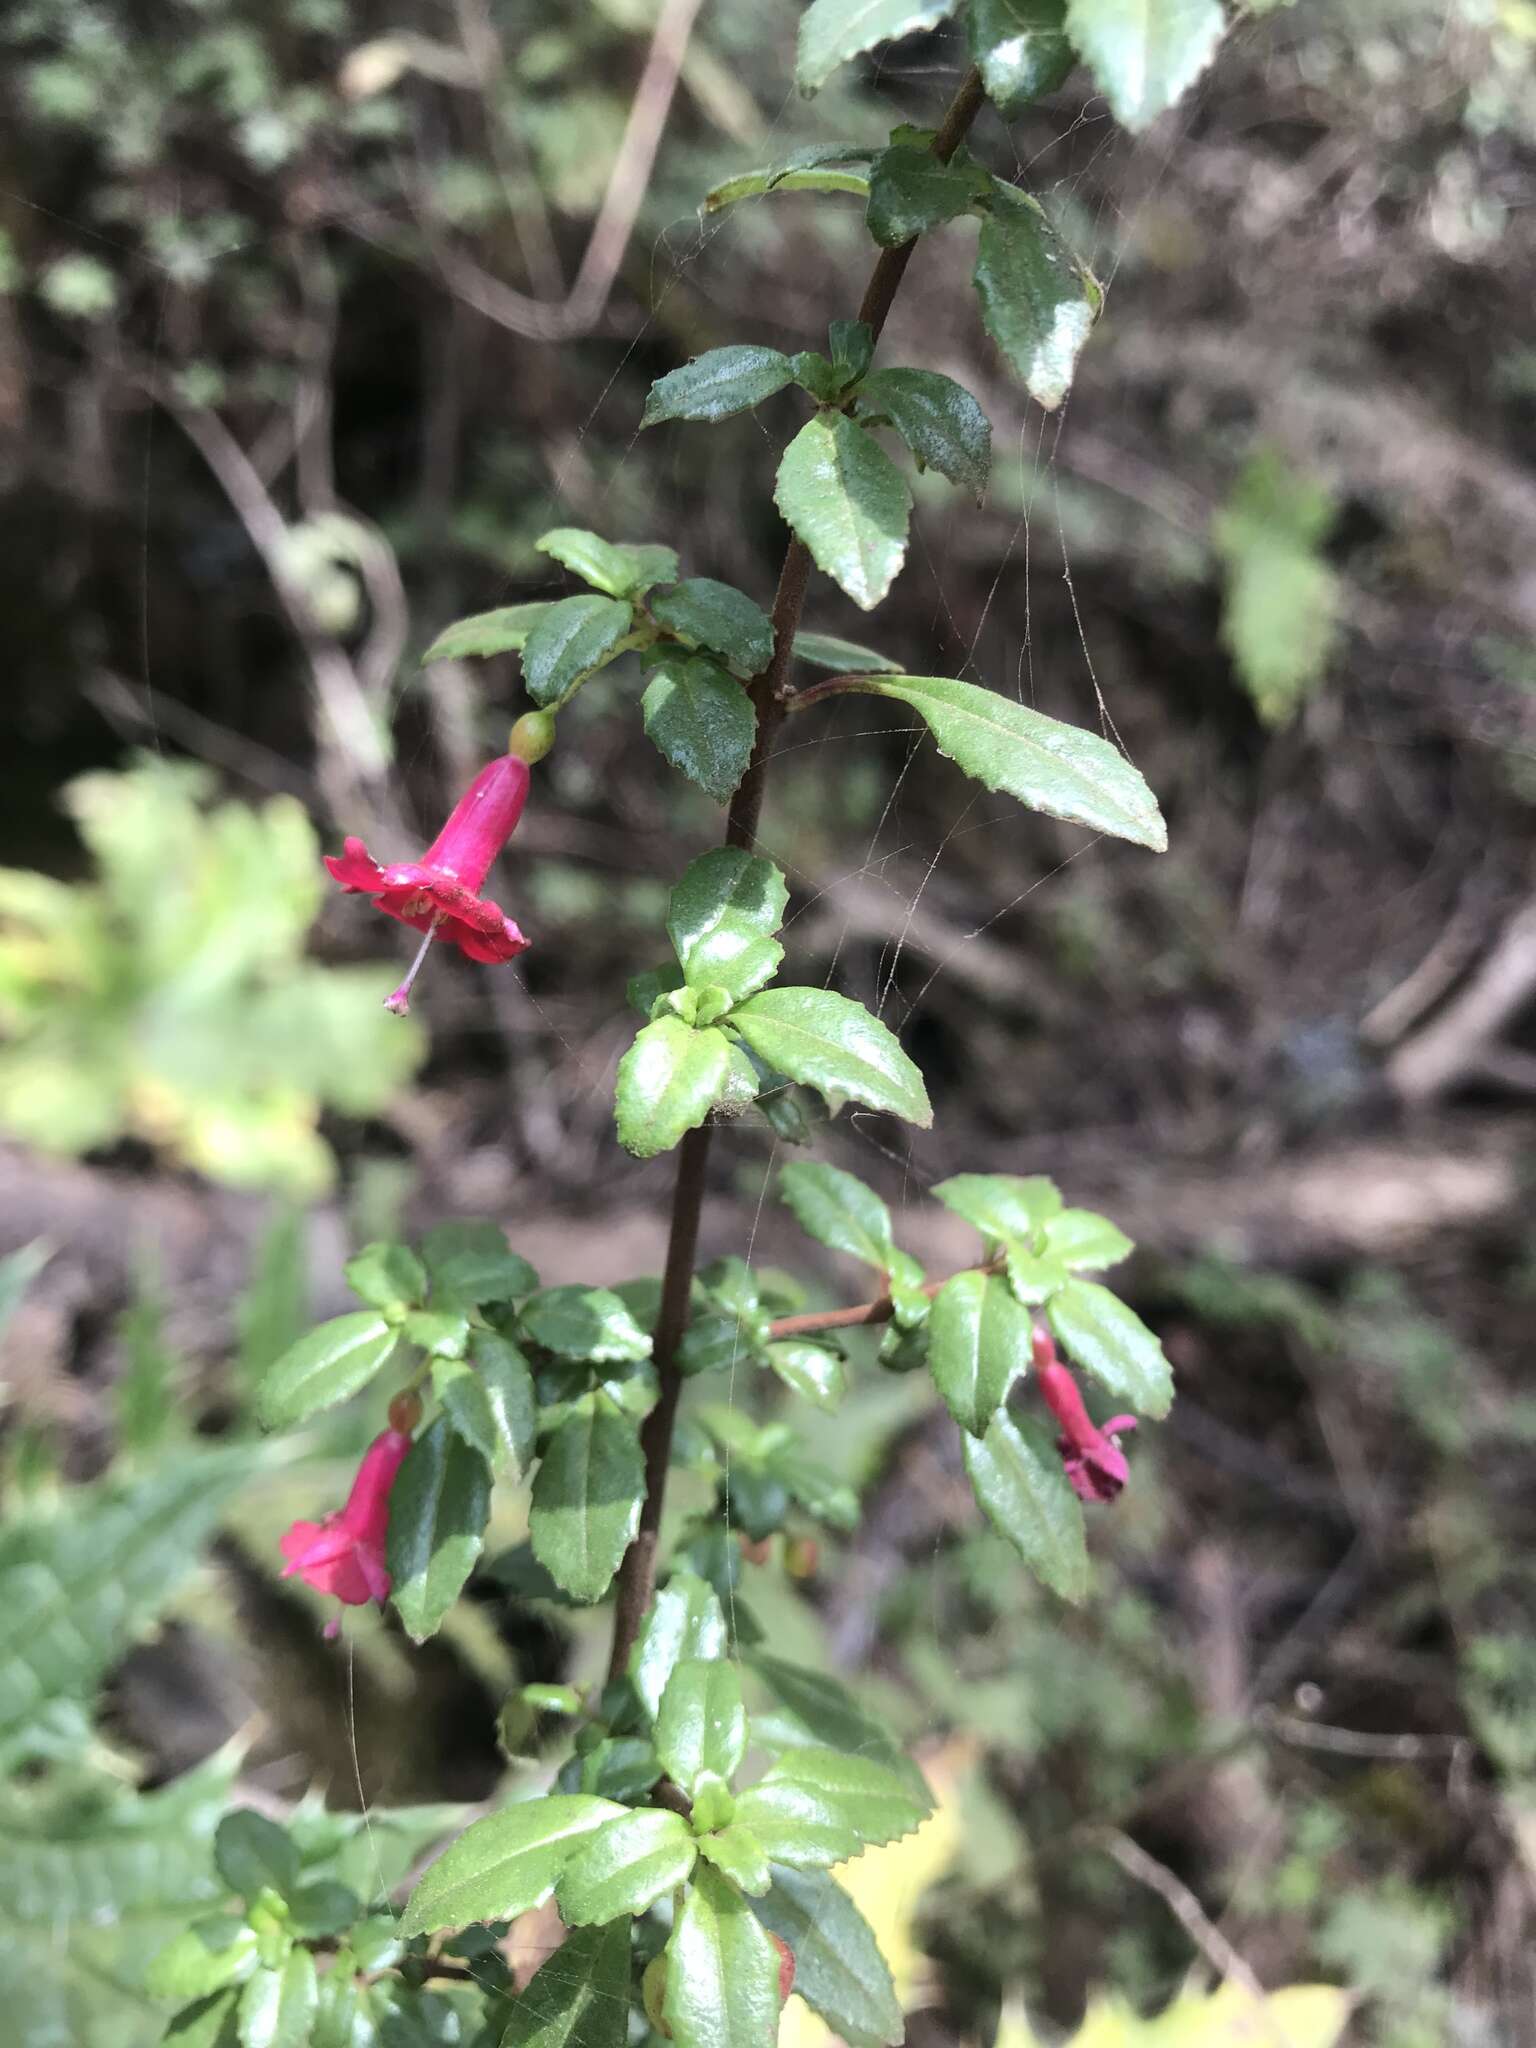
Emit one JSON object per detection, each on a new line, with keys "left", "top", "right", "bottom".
{"left": 521, "top": 594, "right": 635, "bottom": 708}
{"left": 667, "top": 849, "right": 788, "bottom": 1003}
{"left": 530, "top": 1400, "right": 645, "bottom": 1603}
{"left": 642, "top": 656, "right": 756, "bottom": 802}
{"left": 536, "top": 527, "right": 678, "bottom": 598}
{"left": 616, "top": 1018, "right": 736, "bottom": 1159}
{"left": 422, "top": 603, "right": 555, "bottom": 664}
{"left": 934, "top": 1172, "right": 1062, "bottom": 1240}
{"left": 705, "top": 145, "right": 874, "bottom": 213}
{"left": 1041, "top": 1208, "right": 1134, "bottom": 1272}
{"left": 928, "top": 1270, "right": 1032, "bottom": 1435}
{"left": 500, "top": 1915, "right": 631, "bottom": 2048}
{"left": 974, "top": 184, "right": 1097, "bottom": 410}
{"left": 766, "top": 1340, "right": 846, "bottom": 1410}
{"left": 421, "top": 1220, "right": 538, "bottom": 1309}
{"left": 699, "top": 1826, "right": 772, "bottom": 1897}
{"left": 797, "top": 0, "right": 961, "bottom": 93}
{"left": 642, "top": 347, "right": 796, "bottom": 427}
{"left": 962, "top": 1409, "right": 1089, "bottom": 1601}
{"left": 255, "top": 1312, "right": 398, "bottom": 1429}
{"left": 1212, "top": 449, "right": 1339, "bottom": 727}
{"left": 656, "top": 1657, "right": 749, "bottom": 1792}
{"left": 733, "top": 1749, "right": 927, "bottom": 1868}
{"left": 752, "top": 1868, "right": 903, "bottom": 2048}
{"left": 519, "top": 1286, "right": 651, "bottom": 1363}
{"left": 968, "top": 0, "right": 1074, "bottom": 112}
{"left": 793, "top": 630, "right": 903, "bottom": 674}
{"left": 631, "top": 1571, "right": 728, "bottom": 1720}
{"left": 858, "top": 367, "right": 991, "bottom": 498}
{"left": 237, "top": 1947, "right": 317, "bottom": 2048}
{"left": 729, "top": 987, "right": 931, "bottom": 1127}
{"left": 650, "top": 577, "right": 775, "bottom": 678}
{"left": 778, "top": 1160, "right": 897, "bottom": 1270}
{"left": 402, "top": 1797, "right": 623, "bottom": 1934}
{"left": 387, "top": 1415, "right": 492, "bottom": 1641}
{"left": 343, "top": 1242, "right": 426, "bottom": 1311}
{"left": 663, "top": 1863, "right": 780, "bottom": 2048}
{"left": 1064, "top": 0, "right": 1225, "bottom": 129}
{"left": 146, "top": 1925, "right": 259, "bottom": 2003}
{"left": 556, "top": 1809, "right": 697, "bottom": 1925}
{"left": 865, "top": 147, "right": 984, "bottom": 247}
{"left": 774, "top": 413, "right": 911, "bottom": 612}
{"left": 1046, "top": 1278, "right": 1174, "bottom": 1416}
{"left": 843, "top": 673, "right": 1166, "bottom": 848}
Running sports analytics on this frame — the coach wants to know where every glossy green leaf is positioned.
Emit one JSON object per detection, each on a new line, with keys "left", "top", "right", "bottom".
{"left": 928, "top": 1270, "right": 1031, "bottom": 1435}
{"left": 656, "top": 1657, "right": 748, "bottom": 1792}
{"left": 663, "top": 1863, "right": 781, "bottom": 2048}
{"left": 778, "top": 1160, "right": 897, "bottom": 1270}
{"left": 146, "top": 1925, "right": 259, "bottom": 2003}
{"left": 968, "top": 0, "right": 1074, "bottom": 111}
{"left": 165, "top": 1990, "right": 243, "bottom": 2048}
{"left": 237, "top": 1948, "right": 316, "bottom": 2048}
{"left": 797, "top": 0, "right": 961, "bottom": 93}
{"left": 753, "top": 1868, "right": 902, "bottom": 2047}
{"left": 705, "top": 144, "right": 874, "bottom": 212}
{"left": 420, "top": 1220, "right": 538, "bottom": 1310}
{"left": 285, "top": 1881, "right": 359, "bottom": 1940}
{"left": 1064, "top": 0, "right": 1224, "bottom": 129}
{"left": 746, "top": 1655, "right": 912, "bottom": 1780}
{"left": 766, "top": 1341, "right": 846, "bottom": 1410}
{"left": 642, "top": 655, "right": 756, "bottom": 802}
{"left": 642, "top": 347, "right": 796, "bottom": 427}
{"left": 536, "top": 527, "right": 678, "bottom": 598}
{"left": 1041, "top": 1208, "right": 1134, "bottom": 1272}
{"left": 309, "top": 1972, "right": 372, "bottom": 2048}
{"left": 865, "top": 146, "right": 984, "bottom": 247}
{"left": 697, "top": 1824, "right": 769, "bottom": 1896}
{"left": 974, "top": 184, "right": 1097, "bottom": 410}
{"left": 845, "top": 673, "right": 1166, "bottom": 848}
{"left": 650, "top": 578, "right": 775, "bottom": 679}
{"left": 858, "top": 367, "right": 991, "bottom": 498}
{"left": 530, "top": 1400, "right": 645, "bottom": 1603}
{"left": 631, "top": 1571, "right": 728, "bottom": 1720}
{"left": 255, "top": 1312, "right": 398, "bottom": 1429}
{"left": 934, "top": 1172, "right": 1062, "bottom": 1240}
{"left": 521, "top": 594, "right": 635, "bottom": 708}
{"left": 733, "top": 1748, "right": 927, "bottom": 1869}
{"left": 402, "top": 1796, "right": 622, "bottom": 1934}
{"left": 422, "top": 603, "right": 555, "bottom": 664}
{"left": 962, "top": 1408, "right": 1088, "bottom": 1601}
{"left": 500, "top": 1915, "right": 631, "bottom": 2048}
{"left": 575, "top": 1736, "right": 662, "bottom": 1804}
{"left": 520, "top": 1286, "right": 651, "bottom": 1364}
{"left": 1046, "top": 1277, "right": 1173, "bottom": 1416}
{"left": 403, "top": 1308, "right": 469, "bottom": 1358}
{"left": 792, "top": 630, "right": 903, "bottom": 674}
{"left": 729, "top": 987, "right": 931, "bottom": 1127}
{"left": 387, "top": 1415, "right": 492, "bottom": 1641}
{"left": 615, "top": 1018, "right": 735, "bottom": 1159}
{"left": 1003, "top": 1245, "right": 1070, "bottom": 1306}
{"left": 433, "top": 1329, "right": 536, "bottom": 1473}
{"left": 214, "top": 1812, "right": 299, "bottom": 1901}
{"left": 344, "top": 1241, "right": 426, "bottom": 1311}
{"left": 775, "top": 413, "right": 911, "bottom": 612}
{"left": 557, "top": 1808, "right": 696, "bottom": 1925}
{"left": 667, "top": 849, "right": 788, "bottom": 1004}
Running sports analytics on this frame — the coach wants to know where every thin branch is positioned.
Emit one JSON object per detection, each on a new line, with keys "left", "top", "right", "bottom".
{"left": 767, "top": 1254, "right": 1004, "bottom": 1340}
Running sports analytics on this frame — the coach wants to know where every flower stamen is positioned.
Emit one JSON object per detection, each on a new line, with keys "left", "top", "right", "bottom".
{"left": 384, "top": 918, "right": 441, "bottom": 1015}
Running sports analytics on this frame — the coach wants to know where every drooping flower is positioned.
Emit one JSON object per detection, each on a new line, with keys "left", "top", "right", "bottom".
{"left": 325, "top": 752, "right": 532, "bottom": 1013}
{"left": 1032, "top": 1325, "right": 1136, "bottom": 1504}
{"left": 279, "top": 1427, "right": 412, "bottom": 1616}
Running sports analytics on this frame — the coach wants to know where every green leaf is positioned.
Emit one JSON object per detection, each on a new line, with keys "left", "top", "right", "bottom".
{"left": 420, "top": 1220, "right": 538, "bottom": 1310}
{"left": 968, "top": 0, "right": 1074, "bottom": 112}
{"left": 1003, "top": 1245, "right": 1069, "bottom": 1307}
{"left": 1064, "top": 0, "right": 1224, "bottom": 129}
{"left": 843, "top": 674, "right": 1166, "bottom": 848}
{"left": 557, "top": 1808, "right": 696, "bottom": 1925}
{"left": 766, "top": 1341, "right": 846, "bottom": 1409}
{"left": 386, "top": 1416, "right": 492, "bottom": 1641}
{"left": 865, "top": 146, "right": 983, "bottom": 247}
{"left": 699, "top": 1825, "right": 771, "bottom": 1896}
{"left": 237, "top": 1948, "right": 317, "bottom": 2048}
{"left": 530, "top": 1400, "right": 645, "bottom": 1603}
{"left": 165, "top": 1991, "right": 243, "bottom": 2048}
{"left": 775, "top": 413, "right": 911, "bottom": 612}
{"left": 255, "top": 1312, "right": 398, "bottom": 1429}
{"left": 753, "top": 1868, "right": 903, "bottom": 2047}
{"left": 520, "top": 1286, "right": 651, "bottom": 1364}
{"left": 962, "top": 1409, "right": 1088, "bottom": 1600}
{"left": 642, "top": 347, "right": 796, "bottom": 427}
{"left": 433, "top": 1329, "right": 536, "bottom": 1473}
{"left": 404, "top": 1308, "right": 470, "bottom": 1359}
{"left": 667, "top": 849, "right": 788, "bottom": 1004}
{"left": 858, "top": 367, "right": 991, "bottom": 499}
{"left": 215, "top": 1812, "right": 299, "bottom": 1901}
{"left": 344, "top": 1241, "right": 427, "bottom": 1311}
{"left": 422, "top": 603, "right": 555, "bottom": 664}
{"left": 792, "top": 631, "right": 903, "bottom": 674}
{"left": 743, "top": 1653, "right": 908, "bottom": 1776}
{"left": 500, "top": 1915, "right": 631, "bottom": 2048}
{"left": 663, "top": 1864, "right": 781, "bottom": 2048}
{"left": 729, "top": 988, "right": 931, "bottom": 1127}
{"left": 974, "top": 184, "right": 1097, "bottom": 410}
{"left": 402, "top": 1797, "right": 623, "bottom": 1934}
{"left": 797, "top": 0, "right": 962, "bottom": 93}
{"left": 656, "top": 1658, "right": 748, "bottom": 1792}
{"left": 631, "top": 1571, "right": 728, "bottom": 1721}
{"left": 1041, "top": 1208, "right": 1134, "bottom": 1272}
{"left": 1213, "top": 448, "right": 1339, "bottom": 727}
{"left": 285, "top": 1881, "right": 360, "bottom": 1939}
{"left": 733, "top": 1750, "right": 927, "bottom": 1869}
{"left": 650, "top": 579, "right": 775, "bottom": 679}
{"left": 521, "top": 594, "right": 635, "bottom": 708}
{"left": 1046, "top": 1278, "right": 1173, "bottom": 1416}
{"left": 537, "top": 527, "right": 678, "bottom": 598}
{"left": 705, "top": 145, "right": 873, "bottom": 212}
{"left": 642, "top": 656, "right": 756, "bottom": 802}
{"left": 934, "top": 1172, "right": 1062, "bottom": 1240}
{"left": 146, "top": 1925, "right": 259, "bottom": 2002}
{"left": 928, "top": 1271, "right": 1031, "bottom": 1435}
{"left": 616, "top": 1018, "right": 735, "bottom": 1159}
{"left": 778, "top": 1160, "right": 897, "bottom": 1270}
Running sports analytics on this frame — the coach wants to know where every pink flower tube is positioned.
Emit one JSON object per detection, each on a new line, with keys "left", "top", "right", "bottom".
{"left": 279, "top": 1427, "right": 412, "bottom": 1615}
{"left": 1032, "top": 1325, "right": 1137, "bottom": 1504}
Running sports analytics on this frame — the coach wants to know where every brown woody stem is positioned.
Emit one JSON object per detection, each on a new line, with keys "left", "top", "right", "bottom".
{"left": 767, "top": 1253, "right": 1004, "bottom": 1341}
{"left": 605, "top": 65, "right": 989, "bottom": 1683}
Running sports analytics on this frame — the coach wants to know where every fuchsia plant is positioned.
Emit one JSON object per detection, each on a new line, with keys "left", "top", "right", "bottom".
{"left": 159, "top": 11, "right": 1242, "bottom": 2043}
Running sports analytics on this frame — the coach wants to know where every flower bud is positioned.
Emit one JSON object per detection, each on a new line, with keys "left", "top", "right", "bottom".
{"left": 387, "top": 1388, "right": 423, "bottom": 1435}
{"left": 508, "top": 711, "right": 556, "bottom": 764}
{"left": 783, "top": 1535, "right": 820, "bottom": 1580}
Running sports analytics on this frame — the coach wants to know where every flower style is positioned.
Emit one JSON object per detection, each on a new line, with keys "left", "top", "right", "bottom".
{"left": 325, "top": 753, "right": 532, "bottom": 1012}
{"left": 279, "top": 1427, "right": 412, "bottom": 1617}
{"left": 1032, "top": 1325, "right": 1137, "bottom": 1504}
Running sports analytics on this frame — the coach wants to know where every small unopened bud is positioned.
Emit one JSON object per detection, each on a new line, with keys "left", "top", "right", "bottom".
{"left": 771, "top": 1934, "right": 796, "bottom": 2003}
{"left": 387, "top": 1388, "right": 423, "bottom": 1434}
{"left": 739, "top": 1533, "right": 773, "bottom": 1566}
{"left": 508, "top": 711, "right": 556, "bottom": 764}
{"left": 783, "top": 1535, "right": 820, "bottom": 1579}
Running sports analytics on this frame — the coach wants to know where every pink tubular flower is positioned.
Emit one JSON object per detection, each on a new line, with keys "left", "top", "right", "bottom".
{"left": 325, "top": 753, "right": 532, "bottom": 1013}
{"left": 1032, "top": 1325, "right": 1137, "bottom": 1504}
{"left": 279, "top": 1428, "right": 412, "bottom": 1616}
